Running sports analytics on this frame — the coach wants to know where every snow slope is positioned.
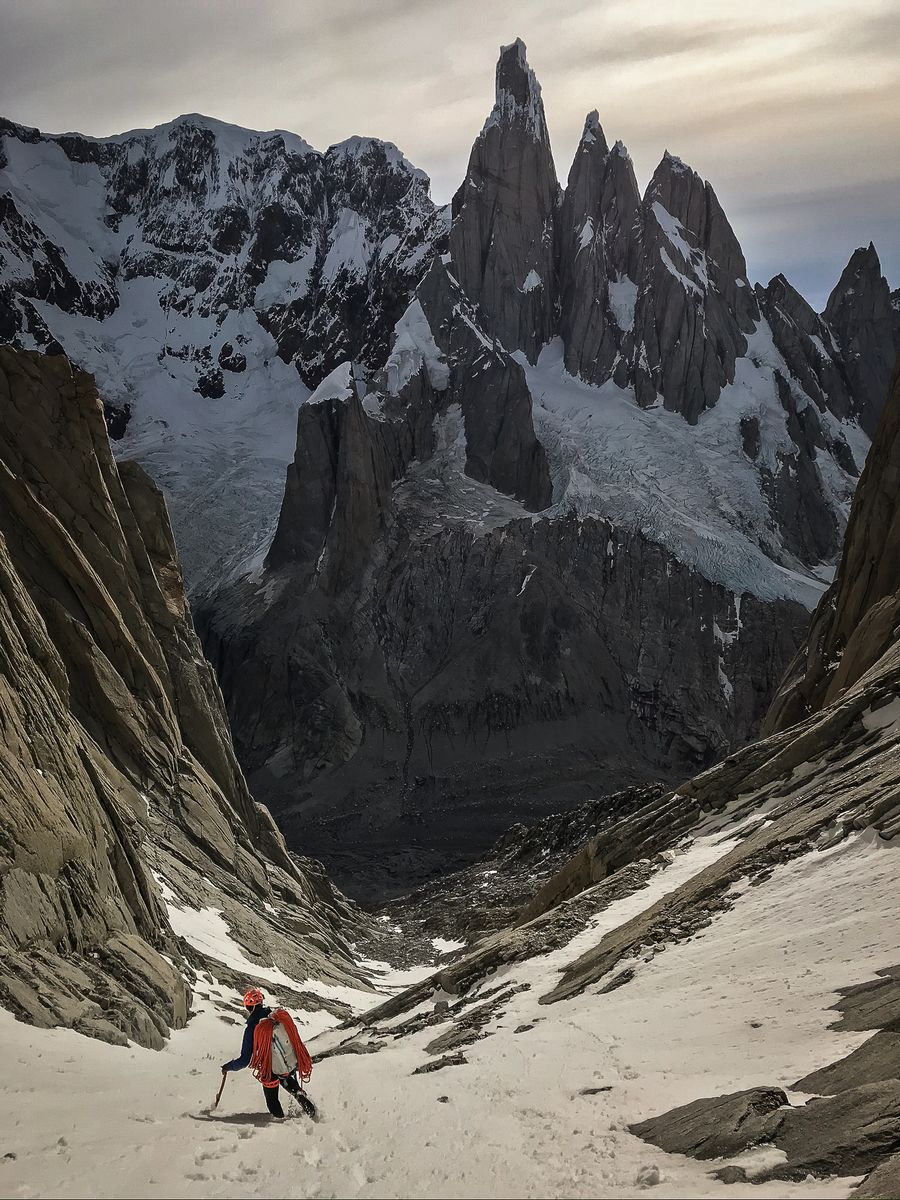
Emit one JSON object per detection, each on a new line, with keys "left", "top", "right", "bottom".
{"left": 527, "top": 337, "right": 862, "bottom": 607}
{"left": 2, "top": 825, "right": 896, "bottom": 1199}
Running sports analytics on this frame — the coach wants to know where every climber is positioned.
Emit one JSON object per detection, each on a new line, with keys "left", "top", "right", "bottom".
{"left": 221, "top": 986, "right": 316, "bottom": 1119}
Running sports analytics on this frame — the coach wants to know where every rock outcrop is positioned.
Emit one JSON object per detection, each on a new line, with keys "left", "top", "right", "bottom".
{"left": 824, "top": 243, "right": 897, "bottom": 435}
{"left": 764, "top": 357, "right": 900, "bottom": 732}
{"left": 0, "top": 348, "right": 363, "bottom": 1047}
{"left": 398, "top": 260, "right": 552, "bottom": 509}
{"left": 629, "top": 153, "right": 757, "bottom": 421}
{"left": 557, "top": 115, "right": 642, "bottom": 387}
{"left": 449, "top": 39, "right": 558, "bottom": 363}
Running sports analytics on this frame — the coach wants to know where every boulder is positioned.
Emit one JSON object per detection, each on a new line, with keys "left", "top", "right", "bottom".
{"left": 629, "top": 1088, "right": 788, "bottom": 1160}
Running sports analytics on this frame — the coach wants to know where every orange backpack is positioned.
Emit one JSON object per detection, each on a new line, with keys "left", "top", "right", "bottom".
{"left": 249, "top": 1008, "right": 313, "bottom": 1088}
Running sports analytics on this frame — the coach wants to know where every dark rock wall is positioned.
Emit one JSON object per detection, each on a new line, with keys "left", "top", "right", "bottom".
{"left": 449, "top": 40, "right": 559, "bottom": 363}
{"left": 203, "top": 489, "right": 807, "bottom": 898}
{"left": 765, "top": 356, "right": 900, "bottom": 732}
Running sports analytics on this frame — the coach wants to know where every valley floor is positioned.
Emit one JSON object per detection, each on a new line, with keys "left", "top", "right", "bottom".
{"left": 2, "top": 829, "right": 898, "bottom": 1199}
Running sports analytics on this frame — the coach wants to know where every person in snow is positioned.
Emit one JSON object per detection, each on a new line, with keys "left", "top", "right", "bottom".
{"left": 221, "top": 987, "right": 315, "bottom": 1119}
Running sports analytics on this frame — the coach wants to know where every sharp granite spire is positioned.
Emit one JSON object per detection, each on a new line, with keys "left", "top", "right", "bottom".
{"left": 449, "top": 39, "right": 559, "bottom": 363}
{"left": 824, "top": 243, "right": 896, "bottom": 435}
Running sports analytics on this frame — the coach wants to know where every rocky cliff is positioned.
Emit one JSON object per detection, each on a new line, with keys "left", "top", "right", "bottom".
{"left": 0, "top": 347, "right": 363, "bottom": 1047}
{"left": 557, "top": 114, "right": 642, "bottom": 389}
{"left": 764, "top": 356, "right": 900, "bottom": 732}
{"left": 200, "top": 250, "right": 808, "bottom": 896}
{"left": 197, "top": 42, "right": 897, "bottom": 898}
{"left": 449, "top": 39, "right": 559, "bottom": 363}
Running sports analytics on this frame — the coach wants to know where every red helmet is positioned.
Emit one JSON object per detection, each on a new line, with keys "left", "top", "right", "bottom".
{"left": 242, "top": 987, "right": 265, "bottom": 1008}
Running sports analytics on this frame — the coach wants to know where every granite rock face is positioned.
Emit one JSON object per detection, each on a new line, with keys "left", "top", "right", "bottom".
{"left": 824, "top": 244, "right": 897, "bottom": 436}
{"left": 449, "top": 39, "right": 558, "bottom": 363}
{"left": 557, "top": 114, "right": 642, "bottom": 387}
{"left": 407, "top": 260, "right": 552, "bottom": 509}
{"left": 630, "top": 154, "right": 756, "bottom": 421}
{"left": 765, "top": 357, "right": 900, "bottom": 733}
{"left": 201, "top": 261, "right": 807, "bottom": 897}
{"left": 0, "top": 348, "right": 362, "bottom": 1046}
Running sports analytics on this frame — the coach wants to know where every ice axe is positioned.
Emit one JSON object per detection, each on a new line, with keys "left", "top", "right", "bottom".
{"left": 209, "top": 1070, "right": 228, "bottom": 1113}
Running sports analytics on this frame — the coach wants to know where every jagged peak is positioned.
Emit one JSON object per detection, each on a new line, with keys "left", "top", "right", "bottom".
{"left": 645, "top": 150, "right": 700, "bottom": 202}
{"left": 761, "top": 272, "right": 818, "bottom": 325}
{"left": 765, "top": 271, "right": 793, "bottom": 294}
{"left": 570, "top": 110, "right": 610, "bottom": 164}
{"left": 109, "top": 112, "right": 317, "bottom": 158}
{"left": 843, "top": 241, "right": 882, "bottom": 276}
{"left": 326, "top": 135, "right": 430, "bottom": 185}
{"left": 612, "top": 139, "right": 630, "bottom": 160}
{"left": 482, "top": 38, "right": 547, "bottom": 142}
{"left": 661, "top": 149, "right": 691, "bottom": 175}
{"left": 500, "top": 36, "right": 528, "bottom": 62}
{"left": 581, "top": 110, "right": 603, "bottom": 145}
{"left": 825, "top": 242, "right": 888, "bottom": 317}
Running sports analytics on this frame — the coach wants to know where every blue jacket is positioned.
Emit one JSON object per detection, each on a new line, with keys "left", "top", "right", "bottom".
{"left": 223, "top": 1005, "right": 271, "bottom": 1072}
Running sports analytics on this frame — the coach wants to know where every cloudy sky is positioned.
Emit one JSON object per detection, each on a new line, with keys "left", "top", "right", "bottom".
{"left": 1, "top": 0, "right": 897, "bottom": 308}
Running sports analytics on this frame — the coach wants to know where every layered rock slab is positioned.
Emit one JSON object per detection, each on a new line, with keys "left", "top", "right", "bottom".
{"left": 0, "top": 348, "right": 362, "bottom": 1046}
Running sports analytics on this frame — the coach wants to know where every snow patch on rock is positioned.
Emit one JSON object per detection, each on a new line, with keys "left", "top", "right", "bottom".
{"left": 385, "top": 299, "right": 450, "bottom": 395}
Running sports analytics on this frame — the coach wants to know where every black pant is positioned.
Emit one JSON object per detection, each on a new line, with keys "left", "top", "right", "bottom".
{"left": 262, "top": 1071, "right": 303, "bottom": 1118}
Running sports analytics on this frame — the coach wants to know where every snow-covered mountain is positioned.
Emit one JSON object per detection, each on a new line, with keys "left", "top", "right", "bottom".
{"left": 1, "top": 41, "right": 899, "bottom": 1198}
{"left": 0, "top": 49, "right": 893, "bottom": 603}
{"left": 0, "top": 114, "right": 448, "bottom": 593}
{"left": 449, "top": 40, "right": 894, "bottom": 582}
{"left": 1, "top": 40, "right": 896, "bottom": 896}
{"left": 193, "top": 43, "right": 892, "bottom": 897}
